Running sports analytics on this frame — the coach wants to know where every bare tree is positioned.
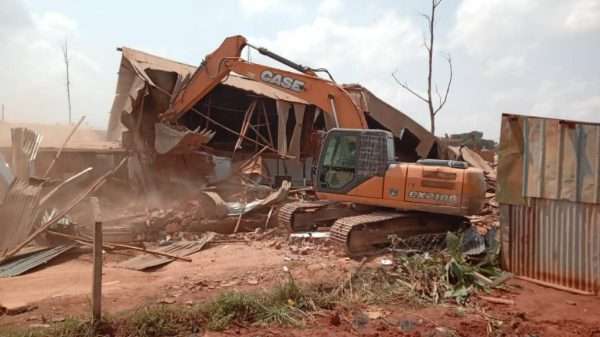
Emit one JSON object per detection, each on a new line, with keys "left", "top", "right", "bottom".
{"left": 62, "top": 39, "right": 73, "bottom": 124}
{"left": 392, "top": 0, "right": 453, "bottom": 136}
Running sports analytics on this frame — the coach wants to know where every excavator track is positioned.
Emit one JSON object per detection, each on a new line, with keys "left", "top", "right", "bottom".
{"left": 278, "top": 200, "right": 369, "bottom": 232}
{"left": 278, "top": 200, "right": 335, "bottom": 232}
{"left": 330, "top": 211, "right": 464, "bottom": 256}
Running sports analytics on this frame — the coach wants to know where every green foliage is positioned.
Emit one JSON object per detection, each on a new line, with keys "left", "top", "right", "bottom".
{"left": 202, "top": 291, "right": 262, "bottom": 330}
{"left": 389, "top": 231, "right": 503, "bottom": 305}
{"left": 127, "top": 305, "right": 185, "bottom": 337}
{"left": 202, "top": 277, "right": 316, "bottom": 331}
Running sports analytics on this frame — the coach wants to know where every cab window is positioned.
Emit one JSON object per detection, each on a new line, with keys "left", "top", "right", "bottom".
{"left": 319, "top": 134, "right": 358, "bottom": 189}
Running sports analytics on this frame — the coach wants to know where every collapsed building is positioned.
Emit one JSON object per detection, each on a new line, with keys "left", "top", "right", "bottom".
{"left": 106, "top": 46, "right": 448, "bottom": 200}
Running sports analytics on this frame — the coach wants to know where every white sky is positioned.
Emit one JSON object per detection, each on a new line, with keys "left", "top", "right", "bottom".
{"left": 1, "top": 0, "right": 599, "bottom": 139}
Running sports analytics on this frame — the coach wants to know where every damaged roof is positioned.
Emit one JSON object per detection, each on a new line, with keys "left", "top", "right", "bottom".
{"left": 117, "top": 47, "right": 308, "bottom": 104}
{"left": 343, "top": 84, "right": 440, "bottom": 158}
{"left": 0, "top": 122, "right": 120, "bottom": 151}
{"left": 107, "top": 47, "right": 308, "bottom": 141}
{"left": 108, "top": 47, "right": 441, "bottom": 159}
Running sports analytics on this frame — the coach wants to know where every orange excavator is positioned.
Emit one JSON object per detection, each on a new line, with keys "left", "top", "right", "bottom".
{"left": 163, "top": 35, "right": 487, "bottom": 255}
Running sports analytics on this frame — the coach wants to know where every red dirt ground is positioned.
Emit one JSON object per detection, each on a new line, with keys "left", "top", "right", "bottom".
{"left": 1, "top": 242, "right": 599, "bottom": 337}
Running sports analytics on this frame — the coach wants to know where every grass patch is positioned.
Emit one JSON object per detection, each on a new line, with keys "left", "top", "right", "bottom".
{"left": 0, "top": 318, "right": 93, "bottom": 337}
{"left": 124, "top": 305, "right": 201, "bottom": 337}
{"left": 202, "top": 277, "right": 317, "bottom": 330}
{"left": 202, "top": 291, "right": 262, "bottom": 330}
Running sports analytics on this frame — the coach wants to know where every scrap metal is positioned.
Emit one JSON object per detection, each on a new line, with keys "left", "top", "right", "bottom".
{"left": 0, "top": 179, "right": 42, "bottom": 256}
{"left": 0, "top": 244, "right": 77, "bottom": 278}
{"left": 10, "top": 127, "right": 42, "bottom": 179}
{"left": 0, "top": 158, "right": 127, "bottom": 263}
{"left": 117, "top": 232, "right": 216, "bottom": 271}
{"left": 154, "top": 123, "right": 215, "bottom": 154}
{"left": 0, "top": 153, "right": 14, "bottom": 202}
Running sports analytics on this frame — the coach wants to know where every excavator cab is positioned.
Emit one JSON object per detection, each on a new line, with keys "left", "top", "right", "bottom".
{"left": 316, "top": 129, "right": 394, "bottom": 193}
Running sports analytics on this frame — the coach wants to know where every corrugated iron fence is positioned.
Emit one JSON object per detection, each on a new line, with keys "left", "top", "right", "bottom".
{"left": 498, "top": 113, "right": 600, "bottom": 294}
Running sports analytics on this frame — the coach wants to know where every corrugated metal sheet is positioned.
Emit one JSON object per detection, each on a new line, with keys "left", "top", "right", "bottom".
{"left": 500, "top": 198, "right": 600, "bottom": 294}
{"left": 0, "top": 244, "right": 76, "bottom": 277}
{"left": 498, "top": 113, "right": 600, "bottom": 205}
{"left": 0, "top": 179, "right": 42, "bottom": 254}
{"left": 498, "top": 113, "right": 600, "bottom": 294}
{"left": 118, "top": 233, "right": 215, "bottom": 271}
{"left": 0, "top": 153, "right": 14, "bottom": 202}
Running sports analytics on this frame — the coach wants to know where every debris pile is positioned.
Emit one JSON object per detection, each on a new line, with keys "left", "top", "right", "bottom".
{"left": 449, "top": 145, "right": 499, "bottom": 235}
{"left": 0, "top": 122, "right": 129, "bottom": 273}
{"left": 141, "top": 180, "right": 291, "bottom": 238}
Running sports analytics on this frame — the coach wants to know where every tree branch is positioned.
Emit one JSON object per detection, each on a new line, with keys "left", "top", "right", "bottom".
{"left": 433, "top": 54, "right": 452, "bottom": 116}
{"left": 391, "top": 0, "right": 451, "bottom": 135}
{"left": 392, "top": 71, "right": 428, "bottom": 103}
{"left": 434, "top": 83, "right": 442, "bottom": 107}
{"left": 419, "top": 13, "right": 432, "bottom": 52}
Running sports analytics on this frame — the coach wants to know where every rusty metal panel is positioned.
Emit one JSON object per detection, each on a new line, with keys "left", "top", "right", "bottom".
{"left": 498, "top": 113, "right": 600, "bottom": 205}
{"left": 497, "top": 115, "right": 525, "bottom": 204}
{"left": 0, "top": 179, "right": 42, "bottom": 254}
{"left": 117, "top": 233, "right": 215, "bottom": 271}
{"left": 501, "top": 198, "right": 600, "bottom": 294}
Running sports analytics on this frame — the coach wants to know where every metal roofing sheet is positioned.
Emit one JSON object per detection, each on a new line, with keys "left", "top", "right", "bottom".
{"left": 120, "top": 47, "right": 196, "bottom": 82}
{"left": 0, "top": 244, "right": 76, "bottom": 278}
{"left": 118, "top": 47, "right": 308, "bottom": 104}
{"left": 498, "top": 113, "right": 600, "bottom": 205}
{"left": 0, "top": 179, "right": 42, "bottom": 254}
{"left": 117, "top": 233, "right": 215, "bottom": 271}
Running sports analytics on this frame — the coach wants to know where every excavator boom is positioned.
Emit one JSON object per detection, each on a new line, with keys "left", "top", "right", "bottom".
{"left": 160, "top": 35, "right": 367, "bottom": 130}
{"left": 162, "top": 35, "right": 248, "bottom": 121}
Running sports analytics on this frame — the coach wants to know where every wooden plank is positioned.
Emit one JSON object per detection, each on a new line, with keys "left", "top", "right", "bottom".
{"left": 91, "top": 197, "right": 102, "bottom": 324}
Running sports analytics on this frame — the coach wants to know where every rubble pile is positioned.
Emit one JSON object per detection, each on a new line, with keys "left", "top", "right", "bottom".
{"left": 450, "top": 145, "right": 499, "bottom": 235}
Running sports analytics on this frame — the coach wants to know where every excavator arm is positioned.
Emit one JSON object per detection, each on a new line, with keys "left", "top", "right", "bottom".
{"left": 162, "top": 35, "right": 248, "bottom": 120}
{"left": 161, "top": 35, "right": 367, "bottom": 129}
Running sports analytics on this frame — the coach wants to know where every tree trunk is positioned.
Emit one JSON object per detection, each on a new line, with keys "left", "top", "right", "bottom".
{"left": 427, "top": 1, "right": 436, "bottom": 135}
